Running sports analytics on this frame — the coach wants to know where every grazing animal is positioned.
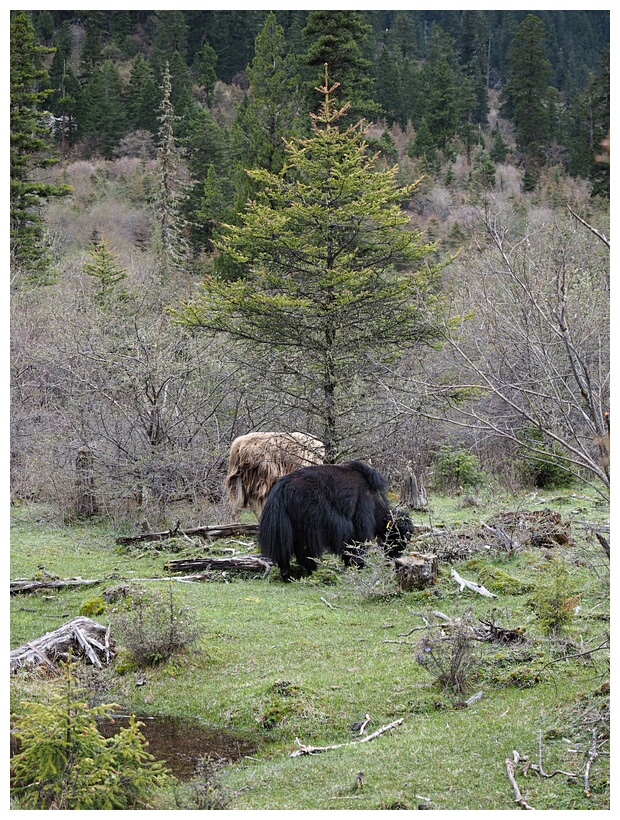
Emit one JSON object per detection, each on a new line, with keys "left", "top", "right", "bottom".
{"left": 225, "top": 432, "right": 325, "bottom": 519}
{"left": 258, "top": 460, "right": 413, "bottom": 581}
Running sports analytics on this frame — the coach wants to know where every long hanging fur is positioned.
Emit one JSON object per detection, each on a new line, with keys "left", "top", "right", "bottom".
{"left": 225, "top": 432, "right": 325, "bottom": 519}
{"left": 258, "top": 461, "right": 412, "bottom": 581}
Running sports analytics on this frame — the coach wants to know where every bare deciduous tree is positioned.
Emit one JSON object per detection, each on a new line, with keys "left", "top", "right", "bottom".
{"left": 383, "top": 203, "right": 609, "bottom": 497}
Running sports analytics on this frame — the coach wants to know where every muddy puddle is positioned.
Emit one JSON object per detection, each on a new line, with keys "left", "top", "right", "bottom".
{"left": 99, "top": 715, "right": 260, "bottom": 780}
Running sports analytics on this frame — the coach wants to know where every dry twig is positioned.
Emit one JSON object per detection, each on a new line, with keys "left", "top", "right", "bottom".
{"left": 290, "top": 718, "right": 404, "bottom": 757}
{"left": 505, "top": 751, "right": 536, "bottom": 810}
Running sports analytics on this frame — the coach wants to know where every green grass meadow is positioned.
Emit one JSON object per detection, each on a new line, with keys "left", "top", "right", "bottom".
{"left": 9, "top": 489, "right": 610, "bottom": 810}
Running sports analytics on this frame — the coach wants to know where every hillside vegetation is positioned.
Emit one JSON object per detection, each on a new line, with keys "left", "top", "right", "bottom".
{"left": 10, "top": 9, "right": 609, "bottom": 811}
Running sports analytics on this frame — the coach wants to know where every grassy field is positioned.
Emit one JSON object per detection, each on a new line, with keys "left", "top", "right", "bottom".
{"left": 9, "top": 487, "right": 610, "bottom": 810}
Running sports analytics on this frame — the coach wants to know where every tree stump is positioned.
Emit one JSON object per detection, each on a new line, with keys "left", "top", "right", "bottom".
{"left": 75, "top": 445, "right": 98, "bottom": 518}
{"left": 400, "top": 465, "right": 427, "bottom": 510}
{"left": 394, "top": 553, "right": 438, "bottom": 591}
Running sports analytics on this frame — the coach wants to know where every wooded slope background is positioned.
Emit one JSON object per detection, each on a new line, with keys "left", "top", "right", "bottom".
{"left": 10, "top": 9, "right": 610, "bottom": 524}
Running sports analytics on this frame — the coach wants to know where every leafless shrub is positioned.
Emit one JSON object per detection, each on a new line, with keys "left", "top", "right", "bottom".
{"left": 110, "top": 584, "right": 202, "bottom": 667}
{"left": 414, "top": 608, "right": 479, "bottom": 694}
{"left": 337, "top": 546, "right": 401, "bottom": 601}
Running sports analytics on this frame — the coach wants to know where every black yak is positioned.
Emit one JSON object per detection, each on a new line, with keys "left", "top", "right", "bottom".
{"left": 258, "top": 460, "right": 413, "bottom": 581}
{"left": 225, "top": 432, "right": 325, "bottom": 519}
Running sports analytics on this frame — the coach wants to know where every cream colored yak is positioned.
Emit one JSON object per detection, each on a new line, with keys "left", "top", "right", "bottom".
{"left": 225, "top": 432, "right": 325, "bottom": 519}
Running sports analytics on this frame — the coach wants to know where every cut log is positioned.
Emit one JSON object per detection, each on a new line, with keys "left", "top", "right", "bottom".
{"left": 116, "top": 522, "right": 259, "bottom": 546}
{"left": 10, "top": 617, "right": 115, "bottom": 673}
{"left": 164, "top": 555, "right": 272, "bottom": 576}
{"left": 11, "top": 576, "right": 102, "bottom": 595}
{"left": 394, "top": 553, "right": 438, "bottom": 591}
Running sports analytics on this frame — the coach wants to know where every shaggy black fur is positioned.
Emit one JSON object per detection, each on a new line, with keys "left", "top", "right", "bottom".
{"left": 258, "top": 460, "right": 413, "bottom": 581}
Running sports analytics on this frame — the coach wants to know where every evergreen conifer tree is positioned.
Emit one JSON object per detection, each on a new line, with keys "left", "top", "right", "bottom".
{"left": 152, "top": 62, "right": 189, "bottom": 276}
{"left": 81, "top": 62, "right": 128, "bottom": 157}
{"left": 231, "top": 12, "right": 303, "bottom": 181}
{"left": 10, "top": 10, "right": 70, "bottom": 282}
{"left": 126, "top": 55, "right": 160, "bottom": 134}
{"left": 175, "top": 69, "right": 442, "bottom": 459}
{"left": 194, "top": 42, "right": 218, "bottom": 104}
{"left": 502, "top": 14, "right": 556, "bottom": 188}
{"left": 302, "top": 10, "right": 381, "bottom": 123}
{"left": 84, "top": 239, "right": 128, "bottom": 307}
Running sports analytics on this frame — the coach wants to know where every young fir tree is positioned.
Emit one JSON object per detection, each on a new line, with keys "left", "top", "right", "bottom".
{"left": 175, "top": 68, "right": 442, "bottom": 460}
{"left": 10, "top": 11, "right": 71, "bottom": 283}
{"left": 83, "top": 239, "right": 128, "bottom": 307}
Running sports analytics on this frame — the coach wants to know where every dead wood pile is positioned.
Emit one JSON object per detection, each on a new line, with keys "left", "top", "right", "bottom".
{"left": 10, "top": 617, "right": 114, "bottom": 673}
{"left": 407, "top": 508, "right": 573, "bottom": 561}
{"left": 11, "top": 576, "right": 102, "bottom": 595}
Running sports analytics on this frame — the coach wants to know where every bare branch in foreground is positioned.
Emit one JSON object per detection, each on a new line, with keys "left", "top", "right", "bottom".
{"left": 506, "top": 752, "right": 536, "bottom": 810}
{"left": 290, "top": 718, "right": 404, "bottom": 757}
{"left": 567, "top": 205, "right": 610, "bottom": 248}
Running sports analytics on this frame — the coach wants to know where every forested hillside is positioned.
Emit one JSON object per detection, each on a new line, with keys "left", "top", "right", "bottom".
{"left": 10, "top": 9, "right": 609, "bottom": 523}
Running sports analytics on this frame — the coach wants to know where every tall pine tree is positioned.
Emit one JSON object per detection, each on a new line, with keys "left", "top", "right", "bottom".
{"left": 502, "top": 14, "right": 556, "bottom": 188}
{"left": 10, "top": 11, "right": 70, "bottom": 282}
{"left": 152, "top": 62, "right": 188, "bottom": 276}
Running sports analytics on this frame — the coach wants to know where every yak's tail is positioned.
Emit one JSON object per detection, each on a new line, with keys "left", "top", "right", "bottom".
{"left": 257, "top": 481, "right": 294, "bottom": 566}
{"left": 342, "top": 460, "right": 388, "bottom": 494}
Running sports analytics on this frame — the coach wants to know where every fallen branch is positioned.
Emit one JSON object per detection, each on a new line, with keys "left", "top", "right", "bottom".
{"left": 11, "top": 576, "right": 102, "bottom": 595}
{"left": 506, "top": 751, "right": 536, "bottom": 810}
{"left": 290, "top": 718, "right": 404, "bottom": 757}
{"left": 10, "top": 617, "right": 115, "bottom": 673}
{"left": 451, "top": 568, "right": 497, "bottom": 598}
{"left": 116, "top": 522, "right": 259, "bottom": 546}
{"left": 584, "top": 729, "right": 598, "bottom": 798}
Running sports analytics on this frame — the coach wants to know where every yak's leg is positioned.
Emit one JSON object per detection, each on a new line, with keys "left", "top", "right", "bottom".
{"left": 297, "top": 554, "right": 318, "bottom": 576}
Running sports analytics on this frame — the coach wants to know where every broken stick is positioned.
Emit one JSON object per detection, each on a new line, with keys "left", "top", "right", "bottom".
{"left": 505, "top": 751, "right": 535, "bottom": 810}
{"left": 451, "top": 568, "right": 497, "bottom": 598}
{"left": 290, "top": 718, "right": 404, "bottom": 757}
